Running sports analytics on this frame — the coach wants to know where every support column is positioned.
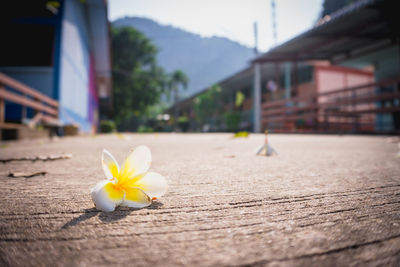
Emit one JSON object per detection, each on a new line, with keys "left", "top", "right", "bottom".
{"left": 273, "top": 63, "right": 280, "bottom": 101}
{"left": 253, "top": 63, "right": 261, "bottom": 133}
{"left": 284, "top": 62, "right": 291, "bottom": 99}
{"left": 293, "top": 61, "right": 298, "bottom": 97}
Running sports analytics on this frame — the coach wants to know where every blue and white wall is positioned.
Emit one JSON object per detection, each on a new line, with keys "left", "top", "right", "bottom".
{"left": 58, "top": 0, "right": 92, "bottom": 132}
{"left": 1, "top": 0, "right": 108, "bottom": 131}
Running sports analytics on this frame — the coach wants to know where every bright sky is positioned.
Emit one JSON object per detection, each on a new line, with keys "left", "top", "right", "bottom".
{"left": 109, "top": 0, "right": 323, "bottom": 52}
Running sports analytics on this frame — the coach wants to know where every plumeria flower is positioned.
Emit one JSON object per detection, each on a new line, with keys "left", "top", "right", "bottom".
{"left": 91, "top": 145, "right": 167, "bottom": 212}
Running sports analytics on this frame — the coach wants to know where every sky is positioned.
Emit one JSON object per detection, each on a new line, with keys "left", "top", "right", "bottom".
{"left": 109, "top": 0, "right": 324, "bottom": 52}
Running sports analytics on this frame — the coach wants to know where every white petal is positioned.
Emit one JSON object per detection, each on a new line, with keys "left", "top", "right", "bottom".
{"left": 133, "top": 172, "right": 167, "bottom": 199}
{"left": 120, "top": 145, "right": 152, "bottom": 180}
{"left": 91, "top": 180, "right": 124, "bottom": 212}
{"left": 121, "top": 187, "right": 152, "bottom": 208}
{"left": 102, "top": 149, "right": 120, "bottom": 180}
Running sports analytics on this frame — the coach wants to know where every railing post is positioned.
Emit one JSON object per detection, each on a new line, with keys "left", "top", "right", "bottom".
{"left": 284, "top": 63, "right": 291, "bottom": 100}
{"left": 0, "top": 86, "right": 4, "bottom": 124}
{"left": 352, "top": 88, "right": 358, "bottom": 132}
{"left": 313, "top": 95, "right": 318, "bottom": 132}
{"left": 21, "top": 94, "right": 27, "bottom": 123}
{"left": 0, "top": 85, "right": 4, "bottom": 140}
{"left": 33, "top": 96, "right": 39, "bottom": 117}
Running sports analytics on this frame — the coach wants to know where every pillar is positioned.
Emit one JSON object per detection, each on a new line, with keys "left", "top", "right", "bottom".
{"left": 253, "top": 63, "right": 261, "bottom": 133}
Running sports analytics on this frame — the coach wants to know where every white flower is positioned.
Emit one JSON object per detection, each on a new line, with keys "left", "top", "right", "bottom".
{"left": 91, "top": 145, "right": 167, "bottom": 212}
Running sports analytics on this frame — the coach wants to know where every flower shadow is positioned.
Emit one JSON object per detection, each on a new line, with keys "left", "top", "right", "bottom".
{"left": 98, "top": 201, "right": 164, "bottom": 222}
{"left": 98, "top": 207, "right": 133, "bottom": 222}
{"left": 62, "top": 202, "right": 164, "bottom": 227}
{"left": 62, "top": 208, "right": 99, "bottom": 229}
{"left": 146, "top": 201, "right": 164, "bottom": 209}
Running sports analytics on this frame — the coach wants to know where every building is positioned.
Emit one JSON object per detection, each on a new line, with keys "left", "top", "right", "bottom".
{"left": 252, "top": 0, "right": 400, "bottom": 133}
{"left": 0, "top": 0, "right": 112, "bottom": 135}
{"left": 170, "top": 0, "right": 400, "bottom": 134}
{"left": 171, "top": 61, "right": 374, "bottom": 132}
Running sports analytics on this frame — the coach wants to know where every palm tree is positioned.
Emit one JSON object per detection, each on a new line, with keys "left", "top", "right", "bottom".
{"left": 168, "top": 70, "right": 188, "bottom": 128}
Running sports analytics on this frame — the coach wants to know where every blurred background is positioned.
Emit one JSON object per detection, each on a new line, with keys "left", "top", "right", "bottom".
{"left": 0, "top": 0, "right": 399, "bottom": 140}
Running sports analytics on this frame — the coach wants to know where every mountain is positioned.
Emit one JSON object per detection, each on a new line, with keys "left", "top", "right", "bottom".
{"left": 113, "top": 17, "right": 255, "bottom": 98}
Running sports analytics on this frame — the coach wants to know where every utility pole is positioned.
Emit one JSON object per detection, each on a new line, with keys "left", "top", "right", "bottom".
{"left": 253, "top": 22, "right": 261, "bottom": 133}
{"left": 254, "top": 0, "right": 279, "bottom": 133}
{"left": 253, "top": 22, "right": 258, "bottom": 55}
{"left": 271, "top": 0, "right": 278, "bottom": 46}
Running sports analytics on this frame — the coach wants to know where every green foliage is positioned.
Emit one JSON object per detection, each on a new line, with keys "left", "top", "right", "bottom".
{"left": 177, "top": 115, "right": 189, "bottom": 124}
{"left": 167, "top": 70, "right": 189, "bottom": 129}
{"left": 177, "top": 115, "right": 190, "bottom": 132}
{"left": 193, "top": 84, "right": 222, "bottom": 125}
{"left": 224, "top": 111, "right": 241, "bottom": 132}
{"left": 137, "top": 125, "right": 154, "bottom": 133}
{"left": 170, "top": 70, "right": 188, "bottom": 91}
{"left": 111, "top": 26, "right": 166, "bottom": 126}
{"left": 162, "top": 70, "right": 188, "bottom": 102}
{"left": 100, "top": 120, "right": 116, "bottom": 133}
{"left": 145, "top": 103, "right": 168, "bottom": 118}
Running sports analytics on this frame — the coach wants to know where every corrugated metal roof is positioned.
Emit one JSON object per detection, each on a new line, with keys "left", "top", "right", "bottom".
{"left": 253, "top": 0, "right": 398, "bottom": 63}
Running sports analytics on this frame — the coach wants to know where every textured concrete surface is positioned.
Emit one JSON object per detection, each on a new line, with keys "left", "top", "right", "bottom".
{"left": 0, "top": 133, "right": 399, "bottom": 266}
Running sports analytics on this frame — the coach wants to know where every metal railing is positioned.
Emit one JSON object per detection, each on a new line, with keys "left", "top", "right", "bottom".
{"left": 262, "top": 77, "right": 400, "bottom": 133}
{"left": 0, "top": 72, "right": 59, "bottom": 129}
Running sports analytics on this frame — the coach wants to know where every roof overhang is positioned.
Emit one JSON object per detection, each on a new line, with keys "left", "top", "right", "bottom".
{"left": 86, "top": 0, "right": 111, "bottom": 79}
{"left": 253, "top": 0, "right": 400, "bottom": 64}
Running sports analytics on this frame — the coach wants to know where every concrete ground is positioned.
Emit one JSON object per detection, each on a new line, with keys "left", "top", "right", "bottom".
{"left": 0, "top": 133, "right": 399, "bottom": 266}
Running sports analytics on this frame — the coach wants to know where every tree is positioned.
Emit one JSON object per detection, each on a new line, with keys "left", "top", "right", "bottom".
{"left": 111, "top": 26, "right": 166, "bottom": 126}
{"left": 193, "top": 84, "right": 222, "bottom": 128}
{"left": 167, "top": 70, "right": 188, "bottom": 125}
